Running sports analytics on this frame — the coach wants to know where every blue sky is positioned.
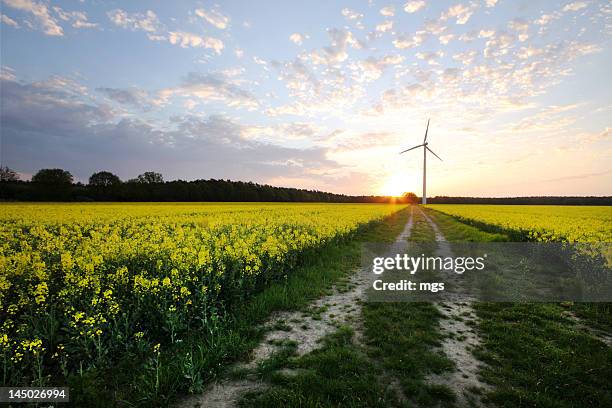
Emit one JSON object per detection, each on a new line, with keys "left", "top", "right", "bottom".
{"left": 1, "top": 0, "right": 610, "bottom": 196}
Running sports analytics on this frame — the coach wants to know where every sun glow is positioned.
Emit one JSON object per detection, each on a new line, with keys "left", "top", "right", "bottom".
{"left": 379, "top": 174, "right": 408, "bottom": 197}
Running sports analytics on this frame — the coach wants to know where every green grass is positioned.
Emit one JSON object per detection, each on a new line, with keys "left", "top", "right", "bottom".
{"left": 473, "top": 302, "right": 612, "bottom": 408}
{"left": 241, "top": 327, "right": 397, "bottom": 407}
{"left": 424, "top": 207, "right": 612, "bottom": 408}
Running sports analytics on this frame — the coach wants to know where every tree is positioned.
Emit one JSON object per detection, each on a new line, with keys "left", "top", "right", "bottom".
{"left": 31, "top": 168, "right": 73, "bottom": 185}
{"left": 401, "top": 192, "right": 419, "bottom": 204}
{"left": 89, "top": 171, "right": 121, "bottom": 187}
{"left": 136, "top": 171, "right": 163, "bottom": 184}
{"left": 0, "top": 166, "right": 19, "bottom": 181}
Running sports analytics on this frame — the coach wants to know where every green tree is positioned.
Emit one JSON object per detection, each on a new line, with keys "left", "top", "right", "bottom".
{"left": 136, "top": 171, "right": 163, "bottom": 184}
{"left": 0, "top": 166, "right": 19, "bottom": 181}
{"left": 31, "top": 168, "right": 73, "bottom": 185}
{"left": 89, "top": 171, "right": 121, "bottom": 187}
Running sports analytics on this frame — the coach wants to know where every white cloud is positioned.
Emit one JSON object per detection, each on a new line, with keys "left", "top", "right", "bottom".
{"left": 415, "top": 50, "right": 444, "bottom": 65}
{"left": 158, "top": 72, "right": 258, "bottom": 110}
{"left": 107, "top": 9, "right": 161, "bottom": 33}
{"left": 235, "top": 47, "right": 244, "bottom": 58}
{"left": 309, "top": 28, "right": 361, "bottom": 65}
{"left": 195, "top": 7, "right": 229, "bottom": 29}
{"left": 3, "top": 0, "right": 62, "bottom": 36}
{"left": 1, "top": 65, "right": 17, "bottom": 81}
{"left": 380, "top": 5, "right": 395, "bottom": 16}
{"left": 485, "top": 0, "right": 498, "bottom": 7}
{"left": 167, "top": 31, "right": 224, "bottom": 54}
{"left": 1, "top": 13, "right": 19, "bottom": 27}
{"left": 393, "top": 31, "right": 428, "bottom": 48}
{"left": 376, "top": 20, "right": 393, "bottom": 32}
{"left": 53, "top": 7, "right": 97, "bottom": 29}
{"left": 441, "top": 3, "right": 476, "bottom": 24}
{"left": 478, "top": 29, "right": 495, "bottom": 38}
{"left": 508, "top": 19, "right": 529, "bottom": 42}
{"left": 452, "top": 49, "right": 478, "bottom": 65}
{"left": 341, "top": 8, "right": 363, "bottom": 20}
{"left": 439, "top": 33, "right": 454, "bottom": 44}
{"left": 404, "top": 1, "right": 426, "bottom": 13}
{"left": 289, "top": 33, "right": 304, "bottom": 45}
{"left": 563, "top": 2, "right": 588, "bottom": 12}
{"left": 353, "top": 55, "right": 405, "bottom": 82}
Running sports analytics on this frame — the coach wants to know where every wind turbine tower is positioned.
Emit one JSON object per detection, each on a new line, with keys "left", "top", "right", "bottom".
{"left": 399, "top": 119, "right": 442, "bottom": 205}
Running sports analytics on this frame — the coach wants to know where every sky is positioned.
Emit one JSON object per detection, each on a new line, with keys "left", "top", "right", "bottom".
{"left": 0, "top": 0, "right": 611, "bottom": 197}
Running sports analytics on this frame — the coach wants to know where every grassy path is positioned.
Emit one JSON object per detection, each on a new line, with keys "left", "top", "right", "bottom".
{"left": 424, "top": 207, "right": 612, "bottom": 408}
{"left": 418, "top": 206, "right": 491, "bottom": 407}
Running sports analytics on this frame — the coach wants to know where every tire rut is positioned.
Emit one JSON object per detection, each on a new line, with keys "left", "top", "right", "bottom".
{"left": 418, "top": 207, "right": 492, "bottom": 407}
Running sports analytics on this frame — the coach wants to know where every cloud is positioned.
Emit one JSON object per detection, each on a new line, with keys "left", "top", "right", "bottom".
{"left": 194, "top": 7, "right": 229, "bottom": 29}
{"left": 1, "top": 13, "right": 19, "bottom": 27}
{"left": 53, "top": 7, "right": 96, "bottom": 29}
{"left": 352, "top": 55, "right": 405, "bottom": 82}
{"left": 404, "top": 1, "right": 426, "bottom": 13}
{"left": 539, "top": 170, "right": 612, "bottom": 183}
{"left": 376, "top": 20, "right": 393, "bottom": 32}
{"left": 159, "top": 72, "right": 258, "bottom": 109}
{"left": 439, "top": 33, "right": 454, "bottom": 44}
{"left": 289, "top": 33, "right": 305, "bottom": 45}
{"left": 393, "top": 31, "right": 428, "bottom": 48}
{"left": 309, "top": 28, "right": 362, "bottom": 65}
{"left": 0, "top": 65, "right": 17, "bottom": 81}
{"left": 1, "top": 74, "right": 112, "bottom": 137}
{"left": 273, "top": 58, "right": 320, "bottom": 95}
{"left": 242, "top": 121, "right": 324, "bottom": 143}
{"left": 167, "top": 31, "right": 224, "bottom": 53}
{"left": 440, "top": 3, "right": 476, "bottom": 24}
{"left": 415, "top": 50, "right": 444, "bottom": 65}
{"left": 97, "top": 87, "right": 154, "bottom": 110}
{"left": 508, "top": 19, "right": 529, "bottom": 42}
{"left": 3, "top": 0, "right": 62, "bottom": 36}
{"left": 107, "top": 9, "right": 162, "bottom": 33}
{"left": 341, "top": 8, "right": 363, "bottom": 20}
{"left": 485, "top": 0, "right": 498, "bottom": 7}
{"left": 452, "top": 50, "right": 478, "bottom": 65}
{"left": 1, "top": 71, "right": 343, "bottom": 187}
{"left": 380, "top": 5, "right": 395, "bottom": 16}
{"left": 563, "top": 2, "right": 588, "bottom": 12}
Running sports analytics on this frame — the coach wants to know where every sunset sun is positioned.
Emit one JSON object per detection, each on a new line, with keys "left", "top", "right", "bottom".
{"left": 380, "top": 174, "right": 407, "bottom": 197}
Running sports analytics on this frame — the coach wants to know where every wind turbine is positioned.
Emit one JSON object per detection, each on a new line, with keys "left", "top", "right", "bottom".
{"left": 399, "top": 119, "right": 442, "bottom": 205}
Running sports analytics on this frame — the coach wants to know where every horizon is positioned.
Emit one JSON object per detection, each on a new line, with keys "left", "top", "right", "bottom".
{"left": 1, "top": 0, "right": 611, "bottom": 197}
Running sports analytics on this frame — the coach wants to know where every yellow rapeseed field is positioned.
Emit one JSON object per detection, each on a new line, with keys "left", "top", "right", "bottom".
{"left": 426, "top": 205, "right": 612, "bottom": 242}
{"left": 0, "top": 202, "right": 405, "bottom": 386}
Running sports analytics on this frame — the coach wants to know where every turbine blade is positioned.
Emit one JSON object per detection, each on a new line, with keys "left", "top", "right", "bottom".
{"left": 423, "top": 118, "right": 430, "bottom": 143}
{"left": 399, "top": 144, "right": 424, "bottom": 154}
{"left": 426, "top": 146, "right": 442, "bottom": 161}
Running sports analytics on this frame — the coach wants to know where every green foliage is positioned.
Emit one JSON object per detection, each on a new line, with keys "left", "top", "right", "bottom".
{"left": 136, "top": 171, "right": 164, "bottom": 184}
{"left": 31, "top": 168, "right": 73, "bottom": 185}
{"left": 88, "top": 171, "right": 121, "bottom": 187}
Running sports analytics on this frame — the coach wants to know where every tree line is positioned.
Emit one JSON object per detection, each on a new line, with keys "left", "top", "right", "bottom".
{"left": 0, "top": 167, "right": 412, "bottom": 203}
{"left": 0, "top": 167, "right": 609, "bottom": 204}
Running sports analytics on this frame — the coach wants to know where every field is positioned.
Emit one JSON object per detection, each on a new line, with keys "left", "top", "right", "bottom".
{"left": 426, "top": 204, "right": 612, "bottom": 242}
{"left": 0, "top": 203, "right": 405, "bottom": 398}
{"left": 1, "top": 202, "right": 611, "bottom": 407}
